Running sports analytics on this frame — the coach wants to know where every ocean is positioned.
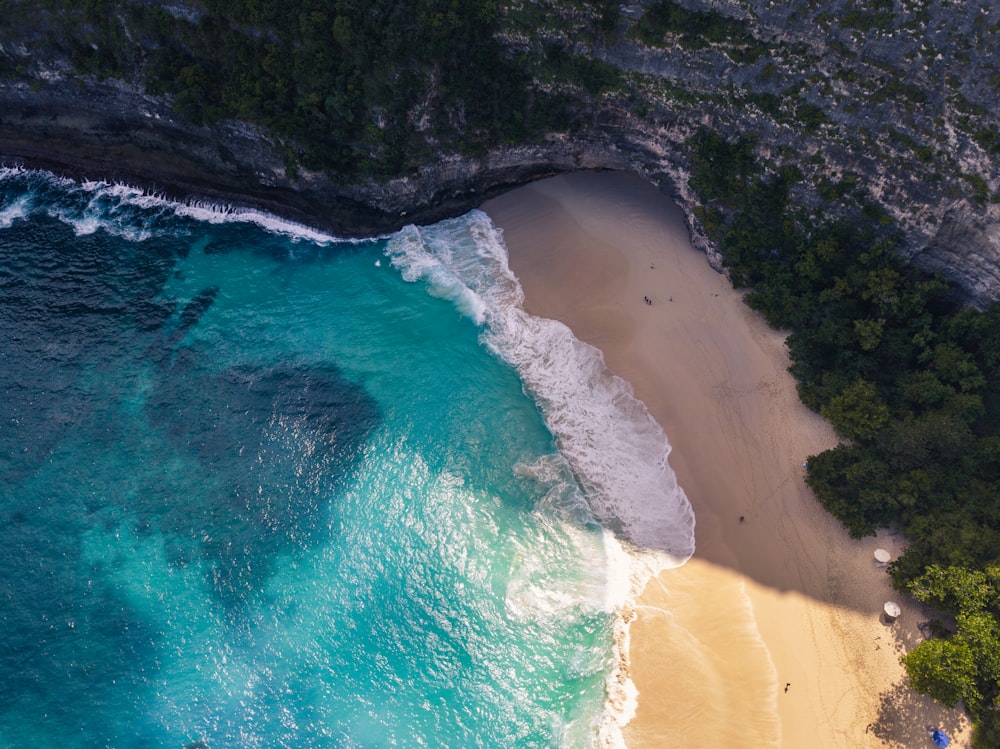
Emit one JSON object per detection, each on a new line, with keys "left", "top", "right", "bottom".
{"left": 0, "top": 167, "right": 694, "bottom": 748}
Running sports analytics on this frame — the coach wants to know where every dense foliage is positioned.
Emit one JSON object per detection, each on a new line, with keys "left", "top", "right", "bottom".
{"left": 630, "top": 0, "right": 766, "bottom": 62}
{"left": 902, "top": 564, "right": 1000, "bottom": 747}
{"left": 2, "top": 0, "right": 997, "bottom": 737}
{"left": 6, "top": 0, "right": 617, "bottom": 177}
{"left": 101, "top": 0, "right": 538, "bottom": 174}
{"left": 690, "top": 127, "right": 1000, "bottom": 744}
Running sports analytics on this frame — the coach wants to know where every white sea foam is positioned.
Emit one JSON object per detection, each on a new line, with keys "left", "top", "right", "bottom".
{"left": 75, "top": 177, "right": 351, "bottom": 244}
{"left": 170, "top": 199, "right": 347, "bottom": 245}
{"left": 0, "top": 163, "right": 77, "bottom": 190}
{"left": 387, "top": 210, "right": 696, "bottom": 562}
{"left": 504, "top": 532, "right": 605, "bottom": 623}
{"left": 0, "top": 166, "right": 43, "bottom": 228}
{"left": 0, "top": 166, "right": 372, "bottom": 247}
{"left": 597, "top": 529, "right": 683, "bottom": 749}
{"left": 387, "top": 224, "right": 490, "bottom": 325}
{"left": 0, "top": 193, "right": 29, "bottom": 228}
{"left": 387, "top": 210, "right": 697, "bottom": 749}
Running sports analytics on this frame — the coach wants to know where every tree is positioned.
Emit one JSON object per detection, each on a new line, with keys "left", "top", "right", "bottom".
{"left": 902, "top": 637, "right": 981, "bottom": 709}
{"left": 853, "top": 317, "right": 885, "bottom": 351}
{"left": 821, "top": 379, "right": 889, "bottom": 441}
{"left": 907, "top": 564, "right": 998, "bottom": 613}
{"left": 684, "top": 127, "right": 1000, "bottom": 741}
{"left": 903, "top": 565, "right": 1000, "bottom": 722}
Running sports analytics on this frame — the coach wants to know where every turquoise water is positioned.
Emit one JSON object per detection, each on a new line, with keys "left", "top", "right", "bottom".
{"left": 0, "top": 169, "right": 693, "bottom": 748}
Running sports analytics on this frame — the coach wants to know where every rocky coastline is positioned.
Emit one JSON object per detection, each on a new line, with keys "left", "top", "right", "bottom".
{"left": 0, "top": 80, "right": 619, "bottom": 233}
{"left": 5, "top": 71, "right": 998, "bottom": 310}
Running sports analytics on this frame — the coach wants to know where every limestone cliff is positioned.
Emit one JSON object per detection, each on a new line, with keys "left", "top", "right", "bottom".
{"left": 0, "top": 0, "right": 997, "bottom": 304}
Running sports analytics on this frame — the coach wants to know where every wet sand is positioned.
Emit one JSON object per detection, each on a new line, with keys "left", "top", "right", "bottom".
{"left": 482, "top": 171, "right": 971, "bottom": 748}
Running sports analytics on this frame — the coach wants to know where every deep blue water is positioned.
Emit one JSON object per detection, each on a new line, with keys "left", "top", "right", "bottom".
{"left": 0, "top": 169, "right": 693, "bottom": 748}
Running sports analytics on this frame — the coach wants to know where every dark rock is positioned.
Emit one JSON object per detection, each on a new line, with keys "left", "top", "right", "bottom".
{"left": 1, "top": 0, "right": 998, "bottom": 305}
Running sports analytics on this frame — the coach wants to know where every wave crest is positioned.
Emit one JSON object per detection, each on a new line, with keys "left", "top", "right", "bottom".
{"left": 0, "top": 166, "right": 370, "bottom": 246}
{"left": 386, "top": 211, "right": 696, "bottom": 563}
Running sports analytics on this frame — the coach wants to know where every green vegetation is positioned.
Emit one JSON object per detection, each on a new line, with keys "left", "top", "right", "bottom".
{"left": 962, "top": 173, "right": 992, "bottom": 204}
{"left": 794, "top": 99, "right": 829, "bottom": 132}
{"left": 537, "top": 42, "right": 624, "bottom": 96}
{"left": 1, "top": 1, "right": 998, "bottom": 734}
{"left": 840, "top": 0, "right": 896, "bottom": 33}
{"left": 2, "top": 0, "right": 623, "bottom": 178}
{"left": 904, "top": 565, "right": 1000, "bottom": 748}
{"left": 631, "top": 0, "right": 767, "bottom": 62}
{"left": 746, "top": 90, "right": 783, "bottom": 117}
{"left": 144, "top": 0, "right": 537, "bottom": 174}
{"left": 871, "top": 78, "right": 928, "bottom": 106}
{"left": 689, "top": 127, "right": 1000, "bottom": 745}
{"left": 974, "top": 128, "right": 1000, "bottom": 157}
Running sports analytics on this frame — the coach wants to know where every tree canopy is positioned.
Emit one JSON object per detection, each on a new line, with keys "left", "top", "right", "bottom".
{"left": 5, "top": 0, "right": 620, "bottom": 177}
{"left": 689, "top": 127, "right": 1000, "bottom": 745}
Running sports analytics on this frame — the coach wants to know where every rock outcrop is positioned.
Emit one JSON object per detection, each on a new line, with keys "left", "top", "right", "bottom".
{"left": 0, "top": 0, "right": 997, "bottom": 305}
{"left": 0, "top": 79, "right": 635, "bottom": 237}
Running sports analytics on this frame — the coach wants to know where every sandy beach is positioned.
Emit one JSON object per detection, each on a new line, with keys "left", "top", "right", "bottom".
{"left": 482, "top": 171, "right": 972, "bottom": 748}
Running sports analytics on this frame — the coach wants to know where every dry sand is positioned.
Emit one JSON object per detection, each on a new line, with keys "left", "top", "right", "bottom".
{"left": 482, "top": 171, "right": 972, "bottom": 748}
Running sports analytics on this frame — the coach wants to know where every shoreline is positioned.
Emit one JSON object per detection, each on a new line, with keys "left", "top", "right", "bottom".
{"left": 0, "top": 84, "right": 640, "bottom": 241}
{"left": 482, "top": 171, "right": 972, "bottom": 748}
{"left": 0, "top": 159, "right": 974, "bottom": 744}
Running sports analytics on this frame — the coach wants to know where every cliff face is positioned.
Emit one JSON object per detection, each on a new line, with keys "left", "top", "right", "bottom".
{"left": 0, "top": 78, "right": 630, "bottom": 237}
{"left": 599, "top": 0, "right": 1000, "bottom": 304}
{"left": 0, "top": 0, "right": 997, "bottom": 305}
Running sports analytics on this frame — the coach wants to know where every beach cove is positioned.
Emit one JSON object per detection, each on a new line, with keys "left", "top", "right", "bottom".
{"left": 0, "top": 163, "right": 976, "bottom": 748}
{"left": 483, "top": 171, "right": 972, "bottom": 748}
{"left": 0, "top": 168, "right": 653, "bottom": 747}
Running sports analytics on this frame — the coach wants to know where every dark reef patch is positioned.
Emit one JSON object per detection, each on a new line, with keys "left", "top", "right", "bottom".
{"left": 145, "top": 357, "right": 380, "bottom": 604}
{"left": 0, "top": 214, "right": 182, "bottom": 484}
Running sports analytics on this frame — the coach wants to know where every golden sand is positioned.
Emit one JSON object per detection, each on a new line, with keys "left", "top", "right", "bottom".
{"left": 483, "top": 171, "right": 971, "bottom": 748}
